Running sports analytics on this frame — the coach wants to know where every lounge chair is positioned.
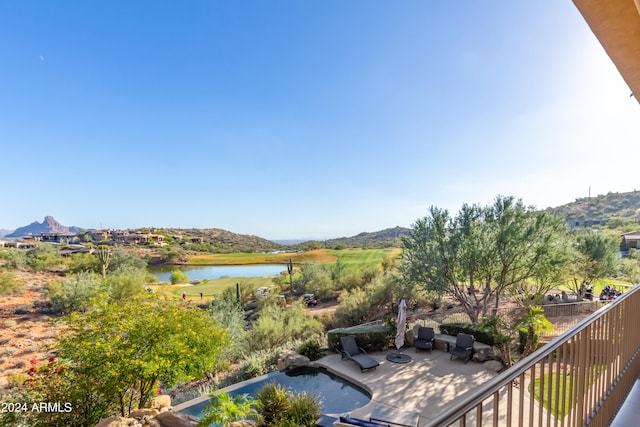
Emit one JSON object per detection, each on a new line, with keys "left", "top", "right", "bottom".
{"left": 450, "top": 333, "right": 475, "bottom": 364}
{"left": 339, "top": 335, "right": 380, "bottom": 372}
{"left": 414, "top": 326, "right": 435, "bottom": 353}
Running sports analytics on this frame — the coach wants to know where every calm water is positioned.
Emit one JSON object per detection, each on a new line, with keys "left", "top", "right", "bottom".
{"left": 179, "top": 366, "right": 371, "bottom": 418}
{"left": 148, "top": 264, "right": 285, "bottom": 282}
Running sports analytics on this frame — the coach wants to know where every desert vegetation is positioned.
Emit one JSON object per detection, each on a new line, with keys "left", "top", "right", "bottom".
{"left": 1, "top": 193, "right": 639, "bottom": 425}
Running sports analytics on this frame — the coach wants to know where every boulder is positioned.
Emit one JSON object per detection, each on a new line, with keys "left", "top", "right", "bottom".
{"left": 94, "top": 416, "right": 140, "bottom": 427}
{"left": 150, "top": 395, "right": 172, "bottom": 410}
{"left": 472, "top": 347, "right": 494, "bottom": 363}
{"left": 277, "top": 350, "right": 310, "bottom": 370}
{"left": 483, "top": 360, "right": 504, "bottom": 372}
{"left": 130, "top": 408, "right": 160, "bottom": 418}
{"left": 152, "top": 411, "right": 199, "bottom": 427}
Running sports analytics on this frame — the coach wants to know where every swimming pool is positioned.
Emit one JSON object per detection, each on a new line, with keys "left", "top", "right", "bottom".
{"left": 177, "top": 366, "right": 371, "bottom": 418}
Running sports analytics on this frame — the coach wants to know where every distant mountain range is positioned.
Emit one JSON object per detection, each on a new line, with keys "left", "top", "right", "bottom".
{"left": 5, "top": 216, "right": 83, "bottom": 238}
{"left": 4, "top": 192, "right": 638, "bottom": 248}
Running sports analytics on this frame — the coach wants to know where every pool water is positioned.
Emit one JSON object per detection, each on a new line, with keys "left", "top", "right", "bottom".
{"left": 179, "top": 366, "right": 371, "bottom": 417}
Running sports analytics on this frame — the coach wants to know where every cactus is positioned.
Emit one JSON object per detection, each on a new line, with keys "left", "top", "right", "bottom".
{"left": 287, "top": 258, "right": 294, "bottom": 292}
{"left": 98, "top": 245, "right": 112, "bottom": 278}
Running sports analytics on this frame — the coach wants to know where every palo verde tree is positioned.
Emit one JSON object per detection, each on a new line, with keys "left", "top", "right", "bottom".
{"left": 400, "top": 196, "right": 567, "bottom": 323}
{"left": 565, "top": 231, "right": 620, "bottom": 299}
{"left": 51, "top": 296, "right": 229, "bottom": 421}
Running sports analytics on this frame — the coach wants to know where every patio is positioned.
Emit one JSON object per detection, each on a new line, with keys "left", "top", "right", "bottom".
{"left": 313, "top": 348, "right": 499, "bottom": 426}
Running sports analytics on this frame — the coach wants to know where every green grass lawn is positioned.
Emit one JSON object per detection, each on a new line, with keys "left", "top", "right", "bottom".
{"left": 153, "top": 276, "right": 275, "bottom": 300}
{"left": 327, "top": 248, "right": 399, "bottom": 269}
{"left": 531, "top": 374, "right": 573, "bottom": 417}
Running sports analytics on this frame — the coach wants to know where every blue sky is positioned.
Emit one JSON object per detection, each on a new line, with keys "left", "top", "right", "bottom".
{"left": 1, "top": 1, "right": 639, "bottom": 240}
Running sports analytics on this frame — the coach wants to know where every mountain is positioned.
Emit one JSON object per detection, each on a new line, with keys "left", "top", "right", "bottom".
{"left": 6, "top": 216, "right": 83, "bottom": 238}
{"left": 323, "top": 226, "right": 411, "bottom": 248}
{"left": 546, "top": 190, "right": 640, "bottom": 223}
{"left": 159, "top": 228, "right": 286, "bottom": 252}
{"left": 0, "top": 229, "right": 13, "bottom": 238}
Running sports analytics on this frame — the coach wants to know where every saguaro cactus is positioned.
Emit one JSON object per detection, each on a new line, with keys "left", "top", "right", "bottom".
{"left": 98, "top": 245, "right": 112, "bottom": 279}
{"left": 287, "top": 258, "right": 294, "bottom": 292}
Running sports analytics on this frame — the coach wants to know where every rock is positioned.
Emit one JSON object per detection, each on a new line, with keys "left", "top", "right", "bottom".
{"left": 94, "top": 416, "right": 139, "bottom": 427}
{"left": 229, "top": 421, "right": 257, "bottom": 427}
{"left": 483, "top": 360, "right": 504, "bottom": 372}
{"left": 152, "top": 411, "right": 199, "bottom": 427}
{"left": 130, "top": 408, "right": 160, "bottom": 418}
{"left": 150, "top": 395, "right": 171, "bottom": 410}
{"left": 473, "top": 347, "right": 494, "bottom": 362}
{"left": 277, "top": 350, "right": 310, "bottom": 370}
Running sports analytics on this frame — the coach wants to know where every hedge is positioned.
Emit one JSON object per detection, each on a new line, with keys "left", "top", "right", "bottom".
{"left": 327, "top": 325, "right": 389, "bottom": 352}
{"left": 439, "top": 323, "right": 496, "bottom": 346}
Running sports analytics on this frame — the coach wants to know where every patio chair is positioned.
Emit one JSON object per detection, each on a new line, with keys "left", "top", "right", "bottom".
{"left": 414, "top": 326, "right": 435, "bottom": 353}
{"left": 450, "top": 333, "right": 475, "bottom": 364}
{"left": 339, "top": 335, "right": 380, "bottom": 372}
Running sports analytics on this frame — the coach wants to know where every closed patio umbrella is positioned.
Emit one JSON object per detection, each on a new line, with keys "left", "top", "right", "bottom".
{"left": 395, "top": 298, "right": 407, "bottom": 350}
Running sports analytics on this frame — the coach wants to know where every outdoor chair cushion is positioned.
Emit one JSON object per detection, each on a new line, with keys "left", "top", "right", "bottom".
{"left": 338, "top": 416, "right": 389, "bottom": 427}
{"left": 415, "top": 326, "right": 435, "bottom": 353}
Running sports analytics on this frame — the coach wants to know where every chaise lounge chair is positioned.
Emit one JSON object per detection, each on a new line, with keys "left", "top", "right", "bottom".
{"left": 339, "top": 335, "right": 380, "bottom": 372}
{"left": 414, "top": 326, "right": 435, "bottom": 353}
{"left": 450, "top": 333, "right": 475, "bottom": 364}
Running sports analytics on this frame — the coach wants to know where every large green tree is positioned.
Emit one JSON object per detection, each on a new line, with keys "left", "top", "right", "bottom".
{"left": 566, "top": 231, "right": 620, "bottom": 298}
{"left": 46, "top": 297, "right": 227, "bottom": 422}
{"left": 400, "top": 196, "right": 567, "bottom": 323}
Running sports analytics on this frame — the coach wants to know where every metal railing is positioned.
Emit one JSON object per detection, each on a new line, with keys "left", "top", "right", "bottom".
{"left": 427, "top": 286, "right": 640, "bottom": 427}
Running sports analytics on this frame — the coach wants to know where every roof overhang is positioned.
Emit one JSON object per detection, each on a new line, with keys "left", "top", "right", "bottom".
{"left": 573, "top": 0, "right": 640, "bottom": 102}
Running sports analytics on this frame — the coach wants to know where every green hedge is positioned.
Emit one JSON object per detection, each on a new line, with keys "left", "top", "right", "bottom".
{"left": 439, "top": 323, "right": 496, "bottom": 346}
{"left": 327, "top": 325, "right": 389, "bottom": 352}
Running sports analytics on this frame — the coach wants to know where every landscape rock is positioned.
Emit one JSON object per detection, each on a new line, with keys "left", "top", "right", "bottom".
{"left": 229, "top": 420, "right": 257, "bottom": 427}
{"left": 472, "top": 347, "right": 494, "bottom": 363}
{"left": 483, "top": 360, "right": 504, "bottom": 372}
{"left": 150, "top": 395, "right": 172, "bottom": 410}
{"left": 152, "top": 411, "right": 199, "bottom": 427}
{"left": 277, "top": 350, "right": 310, "bottom": 370}
{"left": 94, "top": 416, "right": 140, "bottom": 427}
{"left": 130, "top": 408, "right": 160, "bottom": 418}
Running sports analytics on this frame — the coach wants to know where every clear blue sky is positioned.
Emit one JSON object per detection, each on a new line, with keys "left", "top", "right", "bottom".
{"left": 1, "top": 1, "right": 639, "bottom": 240}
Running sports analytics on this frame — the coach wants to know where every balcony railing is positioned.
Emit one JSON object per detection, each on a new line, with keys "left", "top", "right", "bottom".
{"left": 427, "top": 286, "right": 640, "bottom": 427}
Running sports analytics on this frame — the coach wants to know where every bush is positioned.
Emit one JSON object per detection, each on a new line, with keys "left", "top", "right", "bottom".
{"left": 327, "top": 325, "right": 389, "bottom": 352}
{"left": 439, "top": 323, "right": 495, "bottom": 346}
{"left": 66, "top": 252, "right": 100, "bottom": 275}
{"left": 297, "top": 339, "right": 322, "bottom": 361}
{"left": 256, "top": 382, "right": 291, "bottom": 425}
{"left": 105, "top": 272, "right": 145, "bottom": 301}
{"left": 251, "top": 301, "right": 323, "bottom": 351}
{"left": 170, "top": 269, "right": 189, "bottom": 285}
{"left": 0, "top": 270, "right": 23, "bottom": 295}
{"left": 333, "top": 288, "right": 374, "bottom": 328}
{"left": 46, "top": 271, "right": 103, "bottom": 314}
{"left": 26, "top": 245, "right": 62, "bottom": 272}
{"left": 0, "top": 249, "right": 27, "bottom": 270}
{"left": 256, "top": 383, "right": 321, "bottom": 427}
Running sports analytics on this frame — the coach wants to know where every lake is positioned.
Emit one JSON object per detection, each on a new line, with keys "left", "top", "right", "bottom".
{"left": 148, "top": 265, "right": 286, "bottom": 282}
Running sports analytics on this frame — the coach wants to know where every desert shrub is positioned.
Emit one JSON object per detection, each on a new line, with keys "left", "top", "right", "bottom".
{"left": 332, "top": 287, "right": 373, "bottom": 327}
{"left": 46, "top": 271, "right": 103, "bottom": 314}
{"left": 105, "top": 272, "right": 145, "bottom": 301}
{"left": 297, "top": 339, "right": 322, "bottom": 361}
{"left": 0, "top": 270, "right": 23, "bottom": 295}
{"left": 251, "top": 301, "right": 323, "bottom": 351}
{"left": 107, "top": 249, "right": 148, "bottom": 274}
{"left": 26, "top": 245, "right": 62, "bottom": 272}
{"left": 0, "top": 249, "right": 27, "bottom": 270}
{"left": 66, "top": 252, "right": 101, "bottom": 274}
{"left": 209, "top": 298, "right": 249, "bottom": 361}
{"left": 287, "top": 392, "right": 322, "bottom": 426}
{"left": 2, "top": 347, "right": 17, "bottom": 356}
{"left": 256, "top": 382, "right": 290, "bottom": 425}
{"left": 255, "top": 383, "right": 321, "bottom": 427}
{"left": 170, "top": 269, "right": 189, "bottom": 285}
{"left": 4, "top": 320, "right": 17, "bottom": 328}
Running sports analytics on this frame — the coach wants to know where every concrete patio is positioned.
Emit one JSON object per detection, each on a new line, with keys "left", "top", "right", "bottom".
{"left": 314, "top": 348, "right": 498, "bottom": 426}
